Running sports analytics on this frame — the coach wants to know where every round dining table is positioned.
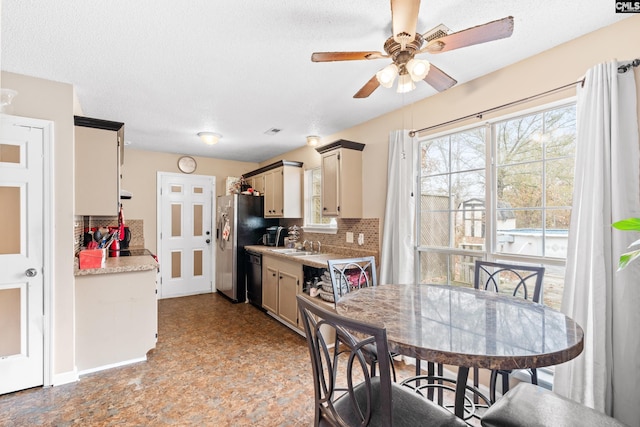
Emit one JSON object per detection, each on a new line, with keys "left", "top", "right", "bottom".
{"left": 335, "top": 283, "right": 584, "bottom": 419}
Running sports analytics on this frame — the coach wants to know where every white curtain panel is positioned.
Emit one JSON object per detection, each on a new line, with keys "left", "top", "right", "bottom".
{"left": 554, "top": 60, "right": 640, "bottom": 426}
{"left": 380, "top": 130, "right": 415, "bottom": 284}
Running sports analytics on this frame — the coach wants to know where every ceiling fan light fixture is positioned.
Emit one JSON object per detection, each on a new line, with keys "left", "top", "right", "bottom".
{"left": 306, "top": 135, "right": 320, "bottom": 147}
{"left": 396, "top": 73, "right": 416, "bottom": 93}
{"left": 406, "top": 58, "right": 431, "bottom": 81}
{"left": 198, "top": 131, "right": 221, "bottom": 145}
{"left": 376, "top": 63, "right": 399, "bottom": 88}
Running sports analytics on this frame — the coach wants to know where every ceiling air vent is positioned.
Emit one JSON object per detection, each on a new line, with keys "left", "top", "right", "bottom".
{"left": 424, "top": 24, "right": 450, "bottom": 42}
{"left": 264, "top": 128, "right": 282, "bottom": 135}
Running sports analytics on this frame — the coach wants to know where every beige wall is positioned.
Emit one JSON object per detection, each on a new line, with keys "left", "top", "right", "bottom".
{"left": 120, "top": 149, "right": 258, "bottom": 252}
{"left": 1, "top": 71, "right": 76, "bottom": 379}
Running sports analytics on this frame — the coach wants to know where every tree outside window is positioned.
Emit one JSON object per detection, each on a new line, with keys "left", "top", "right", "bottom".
{"left": 417, "top": 103, "right": 576, "bottom": 310}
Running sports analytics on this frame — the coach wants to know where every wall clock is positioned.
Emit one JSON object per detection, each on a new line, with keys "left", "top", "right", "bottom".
{"left": 177, "top": 156, "right": 197, "bottom": 174}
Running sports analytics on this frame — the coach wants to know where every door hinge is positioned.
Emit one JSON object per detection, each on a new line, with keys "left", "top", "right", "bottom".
{"left": 337, "top": 153, "right": 341, "bottom": 160}
{"left": 155, "top": 333, "right": 158, "bottom": 339}
{"left": 337, "top": 206, "right": 340, "bottom": 212}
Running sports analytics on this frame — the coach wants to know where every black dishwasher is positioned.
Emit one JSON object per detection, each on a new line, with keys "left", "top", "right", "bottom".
{"left": 246, "top": 250, "right": 263, "bottom": 309}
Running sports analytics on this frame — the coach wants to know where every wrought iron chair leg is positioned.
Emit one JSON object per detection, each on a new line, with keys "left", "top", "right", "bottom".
{"left": 489, "top": 369, "right": 499, "bottom": 404}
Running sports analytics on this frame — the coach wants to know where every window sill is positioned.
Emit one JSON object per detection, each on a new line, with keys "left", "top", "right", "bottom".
{"left": 301, "top": 225, "right": 338, "bottom": 235}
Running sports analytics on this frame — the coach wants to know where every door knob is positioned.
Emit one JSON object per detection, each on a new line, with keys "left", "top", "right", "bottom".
{"left": 25, "top": 268, "right": 38, "bottom": 277}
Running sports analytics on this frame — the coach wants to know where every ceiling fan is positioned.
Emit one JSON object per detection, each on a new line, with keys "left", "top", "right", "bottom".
{"left": 311, "top": 0, "right": 514, "bottom": 98}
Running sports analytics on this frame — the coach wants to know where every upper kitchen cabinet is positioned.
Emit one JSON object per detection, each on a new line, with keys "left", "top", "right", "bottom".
{"left": 316, "top": 140, "right": 365, "bottom": 218}
{"left": 74, "top": 116, "right": 124, "bottom": 216}
{"left": 245, "top": 160, "right": 303, "bottom": 218}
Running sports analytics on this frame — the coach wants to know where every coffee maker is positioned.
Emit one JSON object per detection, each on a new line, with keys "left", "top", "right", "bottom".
{"left": 265, "top": 226, "right": 285, "bottom": 246}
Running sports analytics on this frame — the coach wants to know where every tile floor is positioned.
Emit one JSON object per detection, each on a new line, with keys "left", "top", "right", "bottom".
{"left": 0, "top": 293, "right": 477, "bottom": 426}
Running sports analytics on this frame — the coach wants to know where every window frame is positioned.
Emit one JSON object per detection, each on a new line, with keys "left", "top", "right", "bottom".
{"left": 302, "top": 167, "right": 337, "bottom": 234}
{"left": 415, "top": 98, "right": 576, "bottom": 293}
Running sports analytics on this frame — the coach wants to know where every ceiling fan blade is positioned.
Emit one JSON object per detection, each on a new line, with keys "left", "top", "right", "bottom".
{"left": 423, "top": 64, "right": 457, "bottom": 92}
{"left": 311, "top": 51, "right": 386, "bottom": 62}
{"left": 422, "top": 16, "right": 514, "bottom": 54}
{"left": 354, "top": 75, "right": 381, "bottom": 98}
{"left": 391, "top": 0, "right": 421, "bottom": 45}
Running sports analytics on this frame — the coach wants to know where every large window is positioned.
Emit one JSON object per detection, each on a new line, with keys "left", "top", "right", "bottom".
{"left": 417, "top": 102, "right": 576, "bottom": 310}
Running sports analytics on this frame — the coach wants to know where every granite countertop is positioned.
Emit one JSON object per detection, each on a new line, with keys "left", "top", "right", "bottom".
{"left": 75, "top": 251, "right": 158, "bottom": 276}
{"left": 244, "top": 245, "right": 339, "bottom": 269}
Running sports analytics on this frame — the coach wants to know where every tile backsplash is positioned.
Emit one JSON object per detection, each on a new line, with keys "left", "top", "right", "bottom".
{"left": 280, "top": 218, "right": 379, "bottom": 260}
{"left": 74, "top": 216, "right": 144, "bottom": 254}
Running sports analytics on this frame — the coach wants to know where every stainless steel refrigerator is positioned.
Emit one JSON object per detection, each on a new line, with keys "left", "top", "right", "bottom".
{"left": 215, "top": 194, "right": 276, "bottom": 302}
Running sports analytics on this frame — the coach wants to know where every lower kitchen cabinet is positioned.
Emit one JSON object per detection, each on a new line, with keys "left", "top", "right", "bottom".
{"left": 262, "top": 254, "right": 302, "bottom": 330}
{"left": 75, "top": 269, "right": 157, "bottom": 373}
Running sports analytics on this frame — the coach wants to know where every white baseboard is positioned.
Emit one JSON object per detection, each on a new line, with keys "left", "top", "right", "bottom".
{"left": 77, "top": 356, "right": 147, "bottom": 376}
{"left": 52, "top": 369, "right": 79, "bottom": 386}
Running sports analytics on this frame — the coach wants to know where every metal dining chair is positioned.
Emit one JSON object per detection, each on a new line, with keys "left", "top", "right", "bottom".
{"left": 297, "top": 295, "right": 467, "bottom": 427}
{"left": 327, "top": 256, "right": 398, "bottom": 381}
{"left": 473, "top": 260, "right": 545, "bottom": 403}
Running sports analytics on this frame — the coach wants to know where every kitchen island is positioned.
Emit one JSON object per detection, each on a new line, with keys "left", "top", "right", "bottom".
{"left": 74, "top": 253, "right": 158, "bottom": 374}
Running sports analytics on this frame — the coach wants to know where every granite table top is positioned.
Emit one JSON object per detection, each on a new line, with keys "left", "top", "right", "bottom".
{"left": 335, "top": 283, "right": 584, "bottom": 372}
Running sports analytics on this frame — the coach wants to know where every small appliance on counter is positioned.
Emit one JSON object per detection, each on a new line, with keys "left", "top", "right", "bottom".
{"left": 265, "top": 226, "right": 285, "bottom": 247}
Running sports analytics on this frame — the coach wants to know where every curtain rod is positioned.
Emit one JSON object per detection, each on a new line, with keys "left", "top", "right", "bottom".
{"left": 408, "top": 79, "right": 584, "bottom": 138}
{"left": 618, "top": 58, "right": 640, "bottom": 73}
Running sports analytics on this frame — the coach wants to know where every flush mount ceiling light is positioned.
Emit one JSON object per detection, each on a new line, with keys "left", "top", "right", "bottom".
{"left": 197, "top": 131, "right": 221, "bottom": 145}
{"left": 306, "top": 135, "right": 320, "bottom": 147}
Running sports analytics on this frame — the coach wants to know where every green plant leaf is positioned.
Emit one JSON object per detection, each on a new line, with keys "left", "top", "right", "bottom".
{"left": 618, "top": 249, "right": 640, "bottom": 271}
{"left": 612, "top": 218, "right": 640, "bottom": 231}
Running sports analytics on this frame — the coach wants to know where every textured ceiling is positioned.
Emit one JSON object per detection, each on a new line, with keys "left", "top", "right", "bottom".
{"left": 0, "top": 1, "right": 631, "bottom": 162}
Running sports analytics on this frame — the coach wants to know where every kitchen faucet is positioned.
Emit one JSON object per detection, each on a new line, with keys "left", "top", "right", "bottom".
{"left": 313, "top": 241, "right": 321, "bottom": 254}
{"left": 302, "top": 240, "right": 311, "bottom": 252}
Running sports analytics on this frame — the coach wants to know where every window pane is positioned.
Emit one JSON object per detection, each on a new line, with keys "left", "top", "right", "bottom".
{"left": 496, "top": 162, "right": 542, "bottom": 210}
{"left": 418, "top": 251, "right": 481, "bottom": 287}
{"left": 420, "top": 138, "right": 449, "bottom": 176}
{"left": 546, "top": 158, "right": 574, "bottom": 207}
{"left": 451, "top": 129, "right": 485, "bottom": 172}
{"left": 496, "top": 114, "right": 543, "bottom": 163}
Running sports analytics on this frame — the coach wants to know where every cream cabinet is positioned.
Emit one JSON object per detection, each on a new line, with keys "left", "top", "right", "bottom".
{"left": 74, "top": 116, "right": 124, "bottom": 216}
{"left": 317, "top": 140, "right": 365, "bottom": 218}
{"left": 262, "top": 254, "right": 303, "bottom": 330}
{"left": 248, "top": 173, "right": 265, "bottom": 195}
{"left": 244, "top": 160, "right": 302, "bottom": 218}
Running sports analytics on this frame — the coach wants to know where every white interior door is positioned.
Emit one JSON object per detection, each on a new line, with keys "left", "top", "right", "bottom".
{"left": 0, "top": 115, "right": 45, "bottom": 394}
{"left": 158, "top": 173, "right": 215, "bottom": 298}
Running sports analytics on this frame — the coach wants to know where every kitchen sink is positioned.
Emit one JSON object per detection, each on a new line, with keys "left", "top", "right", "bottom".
{"left": 287, "top": 251, "right": 314, "bottom": 256}
{"left": 269, "top": 248, "right": 297, "bottom": 253}
{"left": 269, "top": 248, "right": 316, "bottom": 256}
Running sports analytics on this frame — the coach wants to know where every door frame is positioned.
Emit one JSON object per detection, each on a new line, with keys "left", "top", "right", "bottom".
{"left": 156, "top": 171, "right": 216, "bottom": 298}
{"left": 1, "top": 114, "right": 54, "bottom": 388}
